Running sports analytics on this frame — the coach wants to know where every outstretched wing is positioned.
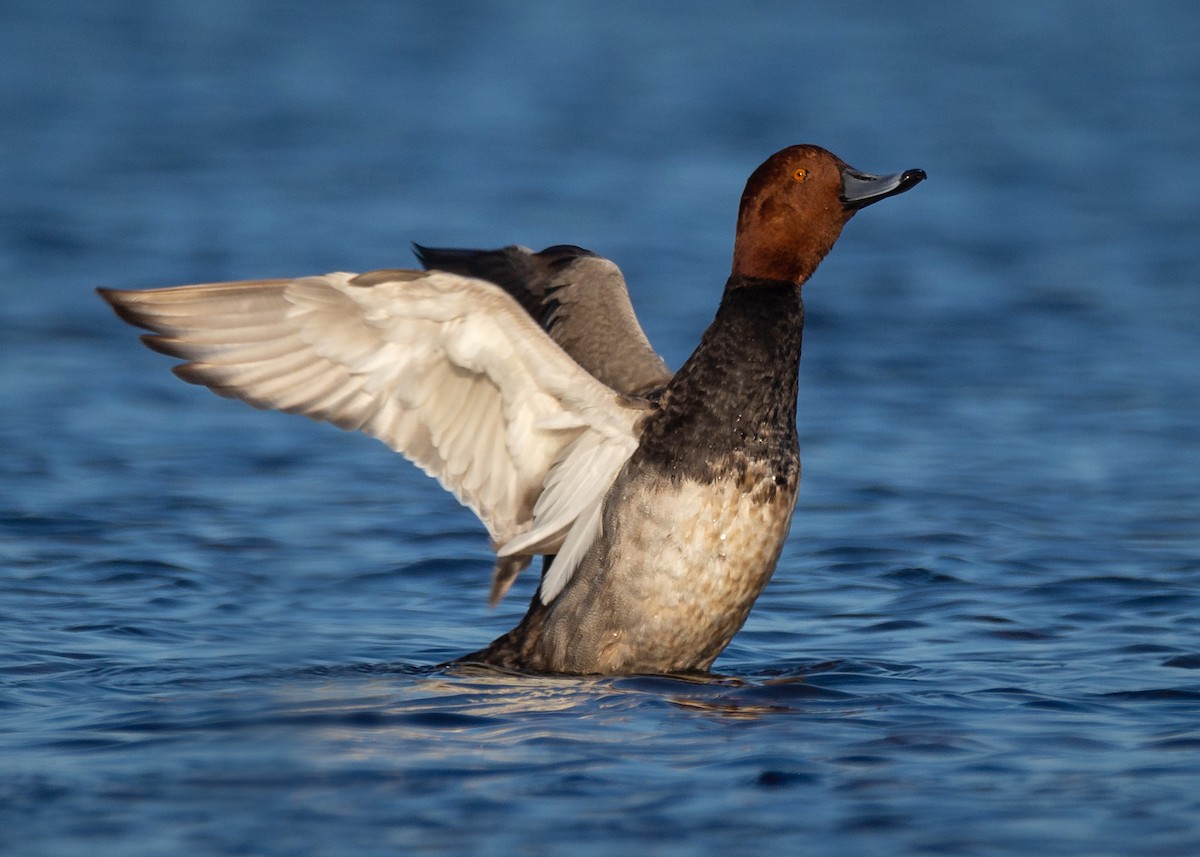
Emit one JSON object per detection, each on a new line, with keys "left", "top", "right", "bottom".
{"left": 99, "top": 269, "right": 647, "bottom": 603}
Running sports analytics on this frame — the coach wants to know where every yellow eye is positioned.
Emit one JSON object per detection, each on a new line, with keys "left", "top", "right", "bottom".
{"left": 792, "top": 167, "right": 808, "bottom": 182}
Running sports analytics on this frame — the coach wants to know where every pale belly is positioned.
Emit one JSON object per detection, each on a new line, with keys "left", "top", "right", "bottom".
{"left": 532, "top": 468, "right": 798, "bottom": 674}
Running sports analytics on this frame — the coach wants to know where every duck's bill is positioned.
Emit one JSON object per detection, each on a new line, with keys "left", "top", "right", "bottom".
{"left": 840, "top": 167, "right": 927, "bottom": 210}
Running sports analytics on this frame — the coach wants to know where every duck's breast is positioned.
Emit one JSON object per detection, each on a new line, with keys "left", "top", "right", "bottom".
{"left": 538, "top": 456, "right": 798, "bottom": 673}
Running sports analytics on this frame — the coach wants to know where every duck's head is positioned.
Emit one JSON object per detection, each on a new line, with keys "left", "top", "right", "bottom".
{"left": 731, "top": 144, "right": 925, "bottom": 284}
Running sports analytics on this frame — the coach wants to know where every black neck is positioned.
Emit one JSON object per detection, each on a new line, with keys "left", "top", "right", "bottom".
{"left": 637, "top": 276, "right": 803, "bottom": 480}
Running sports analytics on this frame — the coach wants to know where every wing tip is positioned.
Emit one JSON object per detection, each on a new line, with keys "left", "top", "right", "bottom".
{"left": 97, "top": 287, "right": 152, "bottom": 330}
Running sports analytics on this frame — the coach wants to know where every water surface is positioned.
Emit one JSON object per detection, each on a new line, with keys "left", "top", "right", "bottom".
{"left": 3, "top": 3, "right": 1199, "bottom": 855}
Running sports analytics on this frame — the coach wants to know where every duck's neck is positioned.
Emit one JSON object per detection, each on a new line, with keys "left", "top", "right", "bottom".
{"left": 638, "top": 276, "right": 803, "bottom": 480}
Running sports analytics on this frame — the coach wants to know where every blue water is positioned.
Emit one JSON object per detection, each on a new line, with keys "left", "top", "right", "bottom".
{"left": 3, "top": 2, "right": 1200, "bottom": 855}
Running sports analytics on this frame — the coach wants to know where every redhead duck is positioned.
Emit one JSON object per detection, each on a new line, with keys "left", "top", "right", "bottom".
{"left": 99, "top": 145, "right": 924, "bottom": 675}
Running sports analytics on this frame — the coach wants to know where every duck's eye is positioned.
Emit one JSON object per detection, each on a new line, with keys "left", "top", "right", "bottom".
{"left": 792, "top": 167, "right": 808, "bottom": 182}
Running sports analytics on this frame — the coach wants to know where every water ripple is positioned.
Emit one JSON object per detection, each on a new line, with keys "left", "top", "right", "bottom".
{"left": 4, "top": 2, "right": 1200, "bottom": 856}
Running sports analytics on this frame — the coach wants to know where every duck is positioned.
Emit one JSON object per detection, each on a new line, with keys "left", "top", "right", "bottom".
{"left": 98, "top": 145, "right": 925, "bottom": 675}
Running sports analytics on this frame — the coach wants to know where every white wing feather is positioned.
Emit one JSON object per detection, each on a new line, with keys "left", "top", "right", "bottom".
{"left": 100, "top": 270, "right": 645, "bottom": 603}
